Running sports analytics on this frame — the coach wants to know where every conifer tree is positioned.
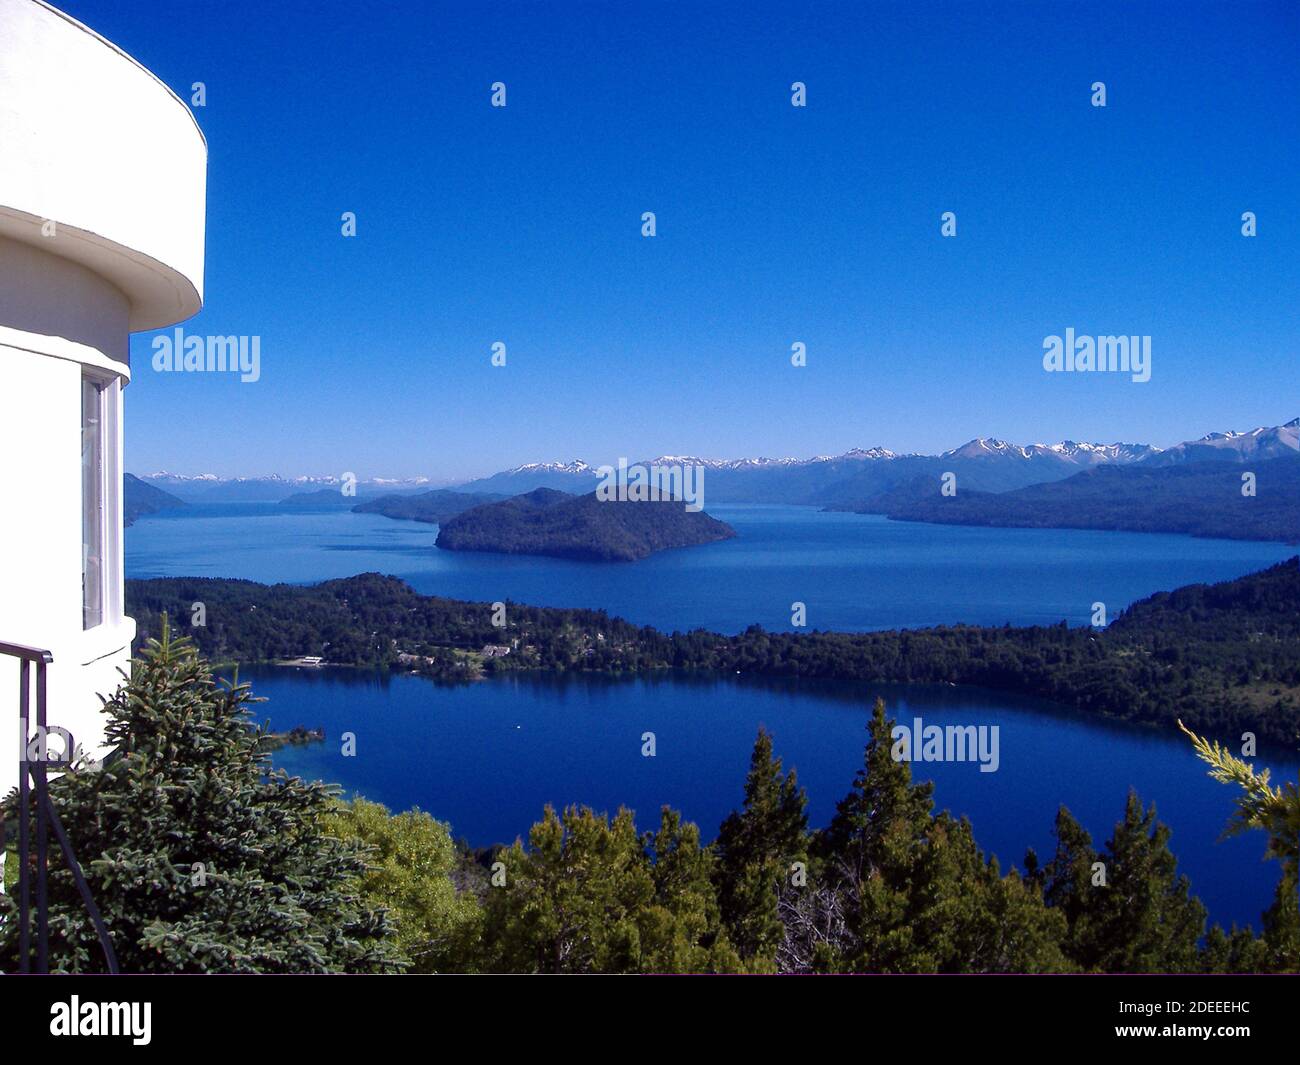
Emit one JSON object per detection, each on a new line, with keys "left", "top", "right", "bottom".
{"left": 484, "top": 804, "right": 652, "bottom": 973}
{"left": 640, "top": 807, "right": 741, "bottom": 972}
{"left": 1088, "top": 792, "right": 1206, "bottom": 971}
{"left": 0, "top": 621, "right": 402, "bottom": 973}
{"left": 1257, "top": 866, "right": 1300, "bottom": 971}
{"left": 820, "top": 699, "right": 933, "bottom": 885}
{"left": 816, "top": 698, "right": 1067, "bottom": 972}
{"left": 1037, "top": 793, "right": 1205, "bottom": 972}
{"left": 1200, "top": 922, "right": 1270, "bottom": 973}
{"left": 712, "top": 727, "right": 809, "bottom": 969}
{"left": 1027, "top": 806, "right": 1101, "bottom": 962}
{"left": 483, "top": 803, "right": 737, "bottom": 973}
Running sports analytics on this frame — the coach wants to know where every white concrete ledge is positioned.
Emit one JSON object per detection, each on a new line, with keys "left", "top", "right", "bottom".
{"left": 0, "top": 0, "right": 207, "bottom": 330}
{"left": 0, "top": 235, "right": 133, "bottom": 369}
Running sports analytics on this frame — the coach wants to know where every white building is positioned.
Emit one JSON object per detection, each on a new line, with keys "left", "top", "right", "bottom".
{"left": 0, "top": 0, "right": 206, "bottom": 795}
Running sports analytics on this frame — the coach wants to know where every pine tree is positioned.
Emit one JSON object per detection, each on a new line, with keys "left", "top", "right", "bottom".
{"left": 640, "top": 807, "right": 741, "bottom": 972}
{"left": 712, "top": 727, "right": 809, "bottom": 969}
{"left": 0, "top": 621, "right": 403, "bottom": 973}
{"left": 816, "top": 698, "right": 1067, "bottom": 972}
{"left": 1039, "top": 792, "right": 1206, "bottom": 972}
{"left": 484, "top": 803, "right": 738, "bottom": 973}
{"left": 1028, "top": 805, "right": 1101, "bottom": 962}
{"left": 483, "top": 804, "right": 654, "bottom": 973}
{"left": 819, "top": 699, "right": 934, "bottom": 886}
{"left": 1257, "top": 865, "right": 1300, "bottom": 971}
{"left": 1200, "top": 923, "right": 1269, "bottom": 973}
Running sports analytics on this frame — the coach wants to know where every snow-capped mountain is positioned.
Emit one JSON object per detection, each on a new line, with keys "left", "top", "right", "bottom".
{"left": 1040, "top": 441, "right": 1161, "bottom": 464}
{"left": 839, "top": 447, "right": 901, "bottom": 461}
{"left": 640, "top": 447, "right": 903, "bottom": 470}
{"left": 506, "top": 459, "right": 596, "bottom": 475}
{"left": 454, "top": 437, "right": 1159, "bottom": 504}
{"left": 1142, "top": 418, "right": 1300, "bottom": 466}
{"left": 137, "top": 472, "right": 435, "bottom": 502}
{"left": 141, "top": 470, "right": 223, "bottom": 484}
{"left": 941, "top": 439, "right": 1160, "bottom": 465}
{"left": 453, "top": 419, "right": 1296, "bottom": 505}
{"left": 143, "top": 417, "right": 1297, "bottom": 508}
{"left": 643, "top": 454, "right": 806, "bottom": 470}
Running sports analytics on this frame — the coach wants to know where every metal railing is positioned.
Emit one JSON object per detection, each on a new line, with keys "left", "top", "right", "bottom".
{"left": 2, "top": 640, "right": 118, "bottom": 973}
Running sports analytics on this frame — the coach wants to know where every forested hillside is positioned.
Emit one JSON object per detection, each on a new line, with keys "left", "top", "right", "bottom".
{"left": 842, "top": 456, "right": 1300, "bottom": 543}
{"left": 126, "top": 558, "right": 1300, "bottom": 745}
{"left": 124, "top": 473, "right": 185, "bottom": 526}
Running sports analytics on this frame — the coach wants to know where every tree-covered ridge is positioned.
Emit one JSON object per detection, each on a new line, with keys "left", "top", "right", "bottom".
{"left": 127, "top": 571, "right": 669, "bottom": 679}
{"left": 435, "top": 488, "right": 738, "bottom": 561}
{"left": 123, "top": 473, "right": 185, "bottom": 527}
{"left": 126, "top": 558, "right": 1300, "bottom": 744}
{"left": 840, "top": 455, "right": 1300, "bottom": 543}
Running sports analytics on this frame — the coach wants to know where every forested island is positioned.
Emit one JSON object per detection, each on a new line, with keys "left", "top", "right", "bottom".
{"left": 434, "top": 487, "right": 738, "bottom": 561}
{"left": 126, "top": 557, "right": 1300, "bottom": 745}
{"left": 837, "top": 455, "right": 1300, "bottom": 543}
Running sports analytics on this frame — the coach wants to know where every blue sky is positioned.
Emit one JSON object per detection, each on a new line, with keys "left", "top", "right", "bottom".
{"left": 65, "top": 0, "right": 1298, "bottom": 482}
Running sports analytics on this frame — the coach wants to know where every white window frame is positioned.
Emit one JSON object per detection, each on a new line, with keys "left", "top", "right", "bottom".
{"left": 81, "top": 371, "right": 121, "bottom": 631}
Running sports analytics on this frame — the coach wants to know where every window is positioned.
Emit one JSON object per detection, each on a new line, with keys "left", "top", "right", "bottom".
{"left": 82, "top": 375, "right": 105, "bottom": 629}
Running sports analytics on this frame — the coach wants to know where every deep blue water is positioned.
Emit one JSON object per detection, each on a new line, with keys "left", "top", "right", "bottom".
{"left": 127, "top": 501, "right": 1294, "bottom": 633}
{"left": 250, "top": 666, "right": 1297, "bottom": 932}
{"left": 126, "top": 502, "right": 1300, "bottom": 930}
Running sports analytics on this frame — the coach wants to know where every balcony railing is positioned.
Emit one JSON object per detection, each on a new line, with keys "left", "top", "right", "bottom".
{"left": 1, "top": 640, "right": 118, "bottom": 973}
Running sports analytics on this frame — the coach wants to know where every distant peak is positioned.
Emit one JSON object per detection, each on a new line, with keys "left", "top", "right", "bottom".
{"left": 942, "top": 437, "right": 1021, "bottom": 458}
{"left": 143, "top": 470, "right": 221, "bottom": 481}
{"left": 508, "top": 459, "right": 594, "bottom": 475}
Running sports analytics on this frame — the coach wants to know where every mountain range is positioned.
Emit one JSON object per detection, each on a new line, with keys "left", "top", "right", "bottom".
{"left": 1142, "top": 419, "right": 1300, "bottom": 466}
{"left": 449, "top": 418, "right": 1298, "bottom": 506}
{"left": 141, "top": 472, "right": 434, "bottom": 503}
{"left": 134, "top": 417, "right": 1298, "bottom": 509}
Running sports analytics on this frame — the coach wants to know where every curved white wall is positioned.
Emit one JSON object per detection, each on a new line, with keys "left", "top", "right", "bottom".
{"left": 0, "top": 236, "right": 131, "bottom": 367}
{"left": 0, "top": 1, "right": 206, "bottom": 798}
{"left": 0, "top": 0, "right": 207, "bottom": 334}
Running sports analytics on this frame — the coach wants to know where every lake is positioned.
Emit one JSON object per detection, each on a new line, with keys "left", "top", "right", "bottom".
{"left": 126, "top": 501, "right": 1295, "bottom": 633}
{"left": 126, "top": 501, "right": 1300, "bottom": 930}
{"left": 250, "top": 665, "right": 1297, "bottom": 932}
